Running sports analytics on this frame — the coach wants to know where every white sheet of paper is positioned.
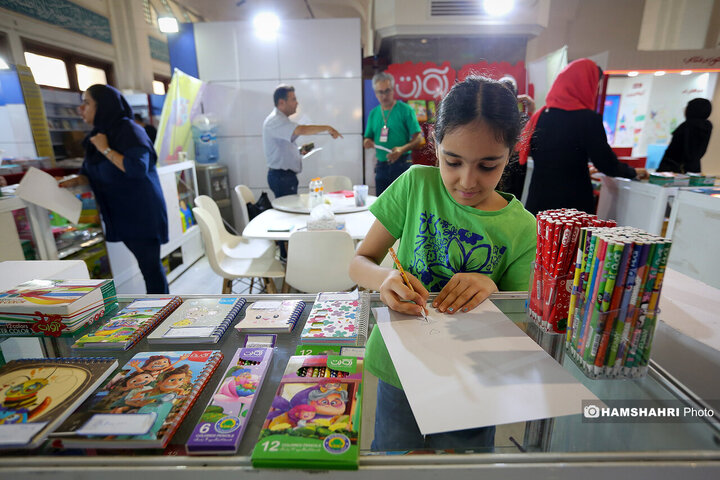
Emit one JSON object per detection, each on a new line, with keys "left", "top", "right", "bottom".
{"left": 0, "top": 422, "right": 47, "bottom": 446}
{"left": 75, "top": 413, "right": 156, "bottom": 436}
{"left": 374, "top": 301, "right": 599, "bottom": 435}
{"left": 302, "top": 147, "right": 323, "bottom": 160}
{"left": 374, "top": 145, "right": 392, "bottom": 153}
{"left": 15, "top": 167, "right": 82, "bottom": 224}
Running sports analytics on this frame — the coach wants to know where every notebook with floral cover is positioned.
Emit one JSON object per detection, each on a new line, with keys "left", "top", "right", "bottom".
{"left": 299, "top": 291, "right": 369, "bottom": 346}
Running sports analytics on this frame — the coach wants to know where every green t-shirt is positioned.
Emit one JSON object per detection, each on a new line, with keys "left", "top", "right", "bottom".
{"left": 366, "top": 165, "right": 537, "bottom": 388}
{"left": 364, "top": 101, "right": 422, "bottom": 163}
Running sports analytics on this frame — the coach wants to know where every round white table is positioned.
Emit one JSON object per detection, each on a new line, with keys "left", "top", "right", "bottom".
{"left": 271, "top": 193, "right": 377, "bottom": 214}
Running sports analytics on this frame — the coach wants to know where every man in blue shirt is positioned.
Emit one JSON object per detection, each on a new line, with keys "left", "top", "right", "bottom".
{"left": 263, "top": 85, "right": 342, "bottom": 198}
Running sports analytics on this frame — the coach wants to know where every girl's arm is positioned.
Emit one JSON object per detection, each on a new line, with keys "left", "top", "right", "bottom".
{"left": 349, "top": 220, "right": 428, "bottom": 316}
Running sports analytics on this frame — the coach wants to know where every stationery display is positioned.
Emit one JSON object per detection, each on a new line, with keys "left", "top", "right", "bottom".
{"left": 0, "top": 279, "right": 118, "bottom": 337}
{"left": 528, "top": 210, "right": 616, "bottom": 334}
{"left": 299, "top": 291, "right": 369, "bottom": 346}
{"left": 235, "top": 300, "right": 305, "bottom": 333}
{"left": 0, "top": 357, "right": 118, "bottom": 449}
{"left": 53, "top": 350, "right": 223, "bottom": 449}
{"left": 72, "top": 297, "right": 183, "bottom": 350}
{"left": 565, "top": 226, "right": 671, "bottom": 379}
{"left": 251, "top": 355, "right": 363, "bottom": 470}
{"left": 147, "top": 297, "right": 246, "bottom": 344}
{"left": 186, "top": 347, "right": 273, "bottom": 454}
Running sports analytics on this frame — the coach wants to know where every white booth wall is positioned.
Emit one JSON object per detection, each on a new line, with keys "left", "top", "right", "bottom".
{"left": 606, "top": 72, "right": 717, "bottom": 157}
{"left": 192, "top": 19, "right": 363, "bottom": 231}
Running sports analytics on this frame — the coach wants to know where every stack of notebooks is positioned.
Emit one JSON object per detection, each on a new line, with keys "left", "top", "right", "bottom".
{"left": 53, "top": 350, "right": 223, "bottom": 449}
{"left": 72, "top": 297, "right": 183, "bottom": 350}
{"left": 147, "top": 297, "right": 246, "bottom": 344}
{"left": 186, "top": 347, "right": 273, "bottom": 454}
{"left": 299, "top": 291, "right": 369, "bottom": 346}
{"left": 0, "top": 279, "right": 117, "bottom": 336}
{"left": 235, "top": 299, "right": 305, "bottom": 333}
{"left": 0, "top": 357, "right": 118, "bottom": 450}
{"left": 251, "top": 355, "right": 364, "bottom": 470}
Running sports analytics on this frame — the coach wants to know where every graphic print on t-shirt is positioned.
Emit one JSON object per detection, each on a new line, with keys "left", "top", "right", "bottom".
{"left": 408, "top": 212, "right": 507, "bottom": 291}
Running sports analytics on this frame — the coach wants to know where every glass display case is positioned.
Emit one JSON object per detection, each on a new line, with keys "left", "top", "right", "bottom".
{"left": 1, "top": 292, "right": 718, "bottom": 479}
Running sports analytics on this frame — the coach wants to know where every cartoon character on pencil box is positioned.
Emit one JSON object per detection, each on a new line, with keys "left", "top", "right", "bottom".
{"left": 260, "top": 379, "right": 356, "bottom": 441}
{"left": 214, "top": 367, "right": 259, "bottom": 402}
{"left": 0, "top": 365, "right": 91, "bottom": 424}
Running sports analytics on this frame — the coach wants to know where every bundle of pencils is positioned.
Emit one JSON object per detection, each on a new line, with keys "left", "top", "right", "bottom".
{"left": 565, "top": 226, "right": 671, "bottom": 379}
{"left": 529, "top": 209, "right": 615, "bottom": 334}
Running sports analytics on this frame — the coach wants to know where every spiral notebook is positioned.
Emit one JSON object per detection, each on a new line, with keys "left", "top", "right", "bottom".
{"left": 72, "top": 297, "right": 183, "bottom": 350}
{"left": 52, "top": 350, "right": 223, "bottom": 449}
{"left": 299, "top": 291, "right": 370, "bottom": 346}
{"left": 235, "top": 300, "right": 306, "bottom": 333}
{"left": 147, "top": 298, "right": 246, "bottom": 344}
{"left": 0, "top": 357, "right": 118, "bottom": 450}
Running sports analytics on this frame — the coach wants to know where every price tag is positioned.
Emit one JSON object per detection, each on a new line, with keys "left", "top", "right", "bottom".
{"left": 0, "top": 422, "right": 47, "bottom": 446}
{"left": 251, "top": 301, "right": 283, "bottom": 309}
{"left": 75, "top": 413, "right": 157, "bottom": 436}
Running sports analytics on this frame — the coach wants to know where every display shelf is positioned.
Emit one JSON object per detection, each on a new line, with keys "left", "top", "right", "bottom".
{"left": 0, "top": 292, "right": 717, "bottom": 479}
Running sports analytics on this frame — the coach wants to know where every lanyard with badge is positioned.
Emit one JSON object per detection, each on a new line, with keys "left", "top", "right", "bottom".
{"left": 379, "top": 103, "right": 394, "bottom": 143}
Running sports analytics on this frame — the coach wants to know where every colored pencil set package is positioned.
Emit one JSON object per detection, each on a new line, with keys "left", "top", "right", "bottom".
{"left": 251, "top": 355, "right": 363, "bottom": 470}
{"left": 565, "top": 226, "right": 671, "bottom": 379}
{"left": 528, "top": 210, "right": 617, "bottom": 334}
{"left": 186, "top": 347, "right": 273, "bottom": 454}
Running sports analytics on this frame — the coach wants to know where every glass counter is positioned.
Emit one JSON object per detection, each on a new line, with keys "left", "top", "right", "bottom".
{"left": 2, "top": 292, "right": 719, "bottom": 479}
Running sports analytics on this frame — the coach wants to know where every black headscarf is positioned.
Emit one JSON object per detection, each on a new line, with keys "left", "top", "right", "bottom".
{"left": 658, "top": 98, "right": 713, "bottom": 173}
{"left": 83, "top": 84, "right": 156, "bottom": 165}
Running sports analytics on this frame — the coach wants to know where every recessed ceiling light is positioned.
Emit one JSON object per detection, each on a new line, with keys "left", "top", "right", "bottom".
{"left": 253, "top": 12, "right": 280, "bottom": 40}
{"left": 627, "top": 71, "right": 639, "bottom": 77}
{"left": 158, "top": 16, "right": 179, "bottom": 33}
{"left": 680, "top": 70, "right": 692, "bottom": 75}
{"left": 654, "top": 71, "right": 666, "bottom": 76}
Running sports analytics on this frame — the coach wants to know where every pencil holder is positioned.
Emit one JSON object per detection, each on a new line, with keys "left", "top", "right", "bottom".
{"left": 565, "top": 296, "right": 660, "bottom": 379}
{"left": 527, "top": 262, "right": 574, "bottom": 335}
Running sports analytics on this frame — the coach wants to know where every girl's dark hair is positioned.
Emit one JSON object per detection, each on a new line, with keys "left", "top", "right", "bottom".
{"left": 434, "top": 76, "right": 521, "bottom": 149}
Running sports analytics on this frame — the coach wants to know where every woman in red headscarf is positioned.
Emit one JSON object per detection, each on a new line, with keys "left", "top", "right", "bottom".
{"left": 517, "top": 59, "right": 648, "bottom": 215}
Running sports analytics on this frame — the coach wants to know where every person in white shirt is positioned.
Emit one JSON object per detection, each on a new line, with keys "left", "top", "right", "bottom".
{"left": 263, "top": 85, "right": 342, "bottom": 198}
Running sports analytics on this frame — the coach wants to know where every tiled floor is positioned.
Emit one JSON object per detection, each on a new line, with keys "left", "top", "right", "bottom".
{"left": 169, "top": 255, "right": 526, "bottom": 452}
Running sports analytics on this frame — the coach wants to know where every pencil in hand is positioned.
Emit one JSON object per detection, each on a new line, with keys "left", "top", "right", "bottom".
{"left": 388, "top": 247, "right": 428, "bottom": 321}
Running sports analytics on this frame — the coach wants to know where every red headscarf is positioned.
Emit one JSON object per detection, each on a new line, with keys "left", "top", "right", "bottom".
{"left": 517, "top": 58, "right": 600, "bottom": 164}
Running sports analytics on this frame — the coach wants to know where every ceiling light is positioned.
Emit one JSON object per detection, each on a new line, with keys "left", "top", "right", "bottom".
{"left": 680, "top": 70, "right": 692, "bottom": 75}
{"left": 253, "top": 12, "right": 280, "bottom": 40}
{"left": 484, "top": 0, "right": 515, "bottom": 16}
{"left": 158, "top": 16, "right": 179, "bottom": 33}
{"left": 654, "top": 70, "right": 666, "bottom": 76}
{"left": 627, "top": 71, "right": 639, "bottom": 77}
{"left": 420, "top": 38, "right": 428, "bottom": 44}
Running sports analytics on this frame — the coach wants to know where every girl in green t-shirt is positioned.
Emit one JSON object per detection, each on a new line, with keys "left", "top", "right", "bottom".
{"left": 350, "top": 76, "right": 536, "bottom": 452}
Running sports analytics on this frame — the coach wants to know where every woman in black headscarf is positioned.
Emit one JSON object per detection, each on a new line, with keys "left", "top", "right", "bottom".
{"left": 62, "top": 84, "right": 169, "bottom": 294}
{"left": 657, "top": 98, "right": 713, "bottom": 174}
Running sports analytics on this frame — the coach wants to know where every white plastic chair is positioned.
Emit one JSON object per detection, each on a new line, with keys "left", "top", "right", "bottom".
{"left": 195, "top": 195, "right": 274, "bottom": 259}
{"left": 285, "top": 230, "right": 357, "bottom": 293}
{"left": 233, "top": 185, "right": 256, "bottom": 232}
{"left": 193, "top": 207, "right": 285, "bottom": 294}
{"left": 321, "top": 175, "right": 353, "bottom": 193}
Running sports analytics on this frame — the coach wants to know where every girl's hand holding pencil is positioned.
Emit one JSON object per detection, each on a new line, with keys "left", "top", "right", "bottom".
{"left": 381, "top": 248, "right": 429, "bottom": 318}
{"left": 433, "top": 273, "right": 498, "bottom": 314}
